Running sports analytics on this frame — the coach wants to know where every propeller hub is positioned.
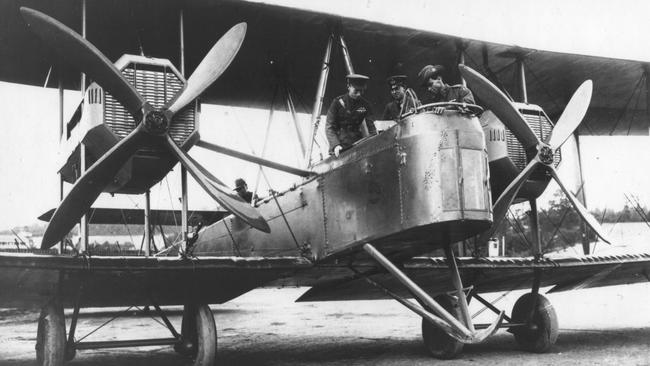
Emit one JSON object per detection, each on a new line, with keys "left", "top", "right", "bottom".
{"left": 538, "top": 144, "right": 554, "bottom": 165}
{"left": 143, "top": 110, "right": 169, "bottom": 135}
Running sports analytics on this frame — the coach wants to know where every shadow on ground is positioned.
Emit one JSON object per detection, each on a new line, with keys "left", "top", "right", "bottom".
{"left": 3, "top": 327, "right": 649, "bottom": 366}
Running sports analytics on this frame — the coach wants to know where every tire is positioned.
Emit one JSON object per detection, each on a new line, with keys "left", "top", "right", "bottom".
{"left": 35, "top": 301, "right": 66, "bottom": 366}
{"left": 421, "top": 294, "right": 464, "bottom": 359}
{"left": 510, "top": 293, "right": 558, "bottom": 353}
{"left": 175, "top": 304, "right": 217, "bottom": 366}
{"left": 193, "top": 304, "right": 217, "bottom": 366}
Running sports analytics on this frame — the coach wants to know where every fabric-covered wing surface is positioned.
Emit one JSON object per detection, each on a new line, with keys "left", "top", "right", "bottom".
{"left": 0, "top": 0, "right": 647, "bottom": 135}
{"left": 0, "top": 253, "right": 311, "bottom": 308}
{"left": 0, "top": 253, "right": 650, "bottom": 307}
{"left": 296, "top": 254, "right": 650, "bottom": 302}
{"left": 1, "top": 252, "right": 648, "bottom": 308}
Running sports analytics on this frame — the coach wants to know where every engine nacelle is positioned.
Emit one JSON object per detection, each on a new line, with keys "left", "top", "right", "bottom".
{"left": 481, "top": 103, "right": 562, "bottom": 202}
{"left": 58, "top": 55, "right": 200, "bottom": 194}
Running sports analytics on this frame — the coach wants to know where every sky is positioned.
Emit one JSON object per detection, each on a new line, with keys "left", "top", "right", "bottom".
{"left": 1, "top": 0, "right": 649, "bottom": 230}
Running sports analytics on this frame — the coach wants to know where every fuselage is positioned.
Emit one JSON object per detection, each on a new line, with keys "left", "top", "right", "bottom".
{"left": 194, "top": 110, "right": 493, "bottom": 262}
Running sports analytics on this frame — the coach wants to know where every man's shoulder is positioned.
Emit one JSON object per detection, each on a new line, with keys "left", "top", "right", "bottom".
{"left": 327, "top": 94, "right": 347, "bottom": 111}
{"left": 447, "top": 84, "right": 473, "bottom": 97}
{"left": 449, "top": 84, "right": 469, "bottom": 90}
{"left": 334, "top": 94, "right": 348, "bottom": 106}
{"left": 329, "top": 94, "right": 347, "bottom": 103}
{"left": 242, "top": 191, "right": 253, "bottom": 201}
{"left": 358, "top": 96, "right": 374, "bottom": 107}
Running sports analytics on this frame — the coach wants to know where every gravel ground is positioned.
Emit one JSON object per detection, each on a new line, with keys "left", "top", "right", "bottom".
{"left": 1, "top": 283, "right": 649, "bottom": 366}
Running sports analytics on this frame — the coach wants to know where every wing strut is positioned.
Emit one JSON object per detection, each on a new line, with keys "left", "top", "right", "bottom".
{"left": 307, "top": 34, "right": 334, "bottom": 168}
{"left": 196, "top": 140, "right": 315, "bottom": 177}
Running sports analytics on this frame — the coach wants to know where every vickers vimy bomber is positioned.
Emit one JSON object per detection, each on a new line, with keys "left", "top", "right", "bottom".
{"left": 0, "top": 4, "right": 647, "bottom": 366}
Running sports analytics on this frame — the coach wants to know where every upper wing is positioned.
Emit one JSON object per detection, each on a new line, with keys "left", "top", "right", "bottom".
{"left": 1, "top": 0, "right": 646, "bottom": 135}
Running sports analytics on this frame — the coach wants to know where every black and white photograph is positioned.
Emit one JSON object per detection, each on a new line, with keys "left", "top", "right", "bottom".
{"left": 0, "top": 0, "right": 649, "bottom": 365}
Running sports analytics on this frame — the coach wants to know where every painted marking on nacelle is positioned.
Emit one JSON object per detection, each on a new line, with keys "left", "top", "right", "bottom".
{"left": 488, "top": 128, "right": 506, "bottom": 142}
{"left": 484, "top": 128, "right": 509, "bottom": 162}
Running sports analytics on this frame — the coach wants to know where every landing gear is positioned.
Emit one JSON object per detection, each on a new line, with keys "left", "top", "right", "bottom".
{"left": 35, "top": 293, "right": 218, "bottom": 366}
{"left": 35, "top": 301, "right": 66, "bottom": 366}
{"left": 358, "top": 243, "right": 504, "bottom": 360}
{"left": 175, "top": 304, "right": 199, "bottom": 356}
{"left": 421, "top": 294, "right": 464, "bottom": 359}
{"left": 175, "top": 303, "right": 218, "bottom": 365}
{"left": 506, "top": 202, "right": 558, "bottom": 353}
{"left": 510, "top": 293, "right": 558, "bottom": 353}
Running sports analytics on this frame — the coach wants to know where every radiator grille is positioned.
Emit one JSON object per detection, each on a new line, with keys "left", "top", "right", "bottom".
{"left": 506, "top": 108, "right": 561, "bottom": 170}
{"left": 104, "top": 63, "right": 196, "bottom": 146}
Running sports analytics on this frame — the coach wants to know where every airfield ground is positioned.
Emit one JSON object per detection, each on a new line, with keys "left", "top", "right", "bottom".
{"left": 1, "top": 284, "right": 649, "bottom": 365}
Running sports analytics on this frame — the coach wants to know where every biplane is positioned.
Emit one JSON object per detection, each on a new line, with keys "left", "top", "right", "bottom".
{"left": 0, "top": 1, "right": 649, "bottom": 365}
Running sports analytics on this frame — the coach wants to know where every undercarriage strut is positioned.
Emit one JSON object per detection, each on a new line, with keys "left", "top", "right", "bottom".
{"left": 361, "top": 243, "right": 504, "bottom": 344}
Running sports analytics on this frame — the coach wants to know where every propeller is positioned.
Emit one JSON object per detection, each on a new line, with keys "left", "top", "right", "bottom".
{"left": 459, "top": 65, "right": 539, "bottom": 149}
{"left": 164, "top": 23, "right": 246, "bottom": 117}
{"left": 41, "top": 126, "right": 148, "bottom": 247}
{"left": 546, "top": 80, "right": 592, "bottom": 150}
{"left": 458, "top": 65, "right": 611, "bottom": 245}
{"left": 21, "top": 7, "right": 269, "bottom": 249}
{"left": 20, "top": 7, "right": 148, "bottom": 118}
{"left": 164, "top": 135, "right": 269, "bottom": 231}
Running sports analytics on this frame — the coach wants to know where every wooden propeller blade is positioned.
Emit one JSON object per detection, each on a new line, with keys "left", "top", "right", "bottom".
{"left": 165, "top": 23, "right": 246, "bottom": 116}
{"left": 163, "top": 135, "right": 270, "bottom": 233}
{"left": 41, "top": 127, "right": 147, "bottom": 249}
{"left": 477, "top": 159, "right": 541, "bottom": 244}
{"left": 20, "top": 7, "right": 147, "bottom": 117}
{"left": 459, "top": 64, "right": 540, "bottom": 149}
{"left": 547, "top": 80, "right": 593, "bottom": 151}
{"left": 547, "top": 167, "right": 612, "bottom": 244}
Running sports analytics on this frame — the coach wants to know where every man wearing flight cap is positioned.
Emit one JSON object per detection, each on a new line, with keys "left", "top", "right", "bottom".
{"left": 234, "top": 178, "right": 257, "bottom": 204}
{"left": 417, "top": 65, "right": 474, "bottom": 114}
{"left": 382, "top": 75, "right": 420, "bottom": 120}
{"left": 326, "top": 74, "right": 377, "bottom": 157}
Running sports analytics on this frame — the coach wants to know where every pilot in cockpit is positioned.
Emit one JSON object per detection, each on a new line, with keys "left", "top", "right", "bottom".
{"left": 382, "top": 75, "right": 420, "bottom": 120}
{"left": 417, "top": 64, "right": 475, "bottom": 114}
{"left": 325, "top": 74, "right": 377, "bottom": 157}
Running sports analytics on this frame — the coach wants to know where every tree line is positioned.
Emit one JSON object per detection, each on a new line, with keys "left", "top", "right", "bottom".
{"left": 488, "top": 192, "right": 648, "bottom": 257}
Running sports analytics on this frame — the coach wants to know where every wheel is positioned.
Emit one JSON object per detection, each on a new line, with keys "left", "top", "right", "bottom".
{"left": 421, "top": 294, "right": 464, "bottom": 359}
{"left": 175, "top": 304, "right": 217, "bottom": 366}
{"left": 510, "top": 293, "right": 558, "bottom": 353}
{"left": 175, "top": 304, "right": 199, "bottom": 357}
{"left": 35, "top": 301, "right": 66, "bottom": 366}
{"left": 194, "top": 304, "right": 217, "bottom": 366}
